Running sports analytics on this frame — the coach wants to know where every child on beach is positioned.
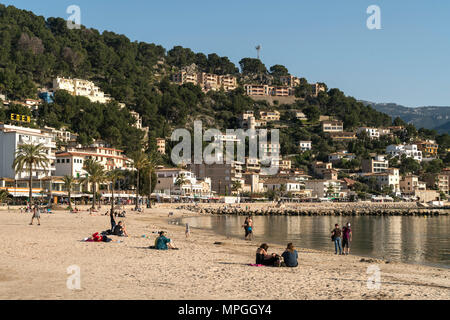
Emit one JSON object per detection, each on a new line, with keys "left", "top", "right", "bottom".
{"left": 185, "top": 223, "right": 190, "bottom": 238}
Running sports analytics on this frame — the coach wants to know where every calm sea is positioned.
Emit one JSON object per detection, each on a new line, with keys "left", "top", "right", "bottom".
{"left": 178, "top": 215, "right": 450, "bottom": 268}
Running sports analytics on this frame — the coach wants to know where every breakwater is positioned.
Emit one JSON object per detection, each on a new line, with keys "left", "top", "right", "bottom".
{"left": 177, "top": 204, "right": 450, "bottom": 217}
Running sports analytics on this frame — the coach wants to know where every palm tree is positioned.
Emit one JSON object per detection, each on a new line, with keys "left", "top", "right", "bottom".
{"left": 107, "top": 169, "right": 124, "bottom": 213}
{"left": 0, "top": 190, "right": 10, "bottom": 204}
{"left": 82, "top": 159, "right": 106, "bottom": 209}
{"left": 232, "top": 180, "right": 242, "bottom": 195}
{"left": 12, "top": 143, "right": 50, "bottom": 205}
{"left": 175, "top": 173, "right": 189, "bottom": 196}
{"left": 145, "top": 151, "right": 160, "bottom": 208}
{"left": 62, "top": 175, "right": 77, "bottom": 210}
{"left": 130, "top": 151, "right": 148, "bottom": 210}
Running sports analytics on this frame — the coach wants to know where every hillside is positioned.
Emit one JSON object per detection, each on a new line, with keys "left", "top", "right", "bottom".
{"left": 361, "top": 101, "right": 450, "bottom": 133}
{"left": 1, "top": 3, "right": 447, "bottom": 168}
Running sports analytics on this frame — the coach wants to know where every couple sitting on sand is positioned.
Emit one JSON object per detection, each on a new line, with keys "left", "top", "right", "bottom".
{"left": 256, "top": 243, "right": 298, "bottom": 267}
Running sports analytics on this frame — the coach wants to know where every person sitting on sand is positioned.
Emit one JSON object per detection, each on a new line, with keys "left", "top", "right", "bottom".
{"left": 281, "top": 243, "right": 298, "bottom": 267}
{"left": 113, "top": 221, "right": 128, "bottom": 237}
{"left": 155, "top": 231, "right": 177, "bottom": 250}
{"left": 256, "top": 243, "right": 280, "bottom": 266}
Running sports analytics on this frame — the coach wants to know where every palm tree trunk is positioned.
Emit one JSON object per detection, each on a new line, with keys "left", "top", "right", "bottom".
{"left": 92, "top": 183, "right": 96, "bottom": 209}
{"left": 135, "top": 170, "right": 140, "bottom": 210}
{"left": 28, "top": 166, "right": 33, "bottom": 206}
{"left": 68, "top": 189, "right": 72, "bottom": 210}
{"left": 111, "top": 181, "right": 115, "bottom": 213}
{"left": 149, "top": 169, "right": 152, "bottom": 208}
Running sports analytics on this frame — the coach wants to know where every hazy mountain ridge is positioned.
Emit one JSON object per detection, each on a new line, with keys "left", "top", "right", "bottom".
{"left": 360, "top": 101, "right": 450, "bottom": 133}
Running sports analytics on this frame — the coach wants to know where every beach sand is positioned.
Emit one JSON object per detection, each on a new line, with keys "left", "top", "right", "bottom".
{"left": 0, "top": 204, "right": 448, "bottom": 300}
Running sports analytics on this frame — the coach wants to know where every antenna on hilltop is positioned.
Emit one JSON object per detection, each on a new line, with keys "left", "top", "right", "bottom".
{"left": 255, "top": 45, "right": 261, "bottom": 60}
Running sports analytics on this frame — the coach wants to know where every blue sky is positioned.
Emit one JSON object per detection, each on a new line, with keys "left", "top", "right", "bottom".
{"left": 3, "top": 0, "right": 450, "bottom": 107}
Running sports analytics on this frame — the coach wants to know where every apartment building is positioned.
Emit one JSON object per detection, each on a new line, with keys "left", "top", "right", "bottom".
{"left": 294, "top": 111, "right": 307, "bottom": 121}
{"left": 40, "top": 126, "right": 78, "bottom": 145}
{"left": 357, "top": 127, "right": 380, "bottom": 139}
{"left": 172, "top": 71, "right": 198, "bottom": 85}
{"left": 173, "top": 71, "right": 237, "bottom": 92}
{"left": 312, "top": 161, "right": 333, "bottom": 178}
{"left": 264, "top": 178, "right": 303, "bottom": 194}
{"left": 424, "top": 170, "right": 450, "bottom": 194}
{"left": 312, "top": 83, "right": 326, "bottom": 97}
{"left": 245, "top": 157, "right": 260, "bottom": 172}
{"left": 156, "top": 138, "right": 166, "bottom": 155}
{"left": 362, "top": 155, "right": 389, "bottom": 173}
{"left": 400, "top": 175, "right": 426, "bottom": 195}
{"left": 299, "top": 140, "right": 312, "bottom": 152}
{"left": 259, "top": 142, "right": 281, "bottom": 158}
{"left": 369, "top": 168, "right": 400, "bottom": 194}
{"left": 386, "top": 144, "right": 423, "bottom": 162}
{"left": 415, "top": 140, "right": 439, "bottom": 158}
{"left": 189, "top": 162, "right": 244, "bottom": 195}
{"left": 154, "top": 168, "right": 212, "bottom": 197}
{"left": 305, "top": 179, "right": 345, "bottom": 198}
{"left": 330, "top": 132, "right": 357, "bottom": 141}
{"left": 259, "top": 110, "right": 280, "bottom": 121}
{"left": 55, "top": 145, "right": 131, "bottom": 178}
{"left": 328, "top": 151, "right": 356, "bottom": 163}
{"left": 244, "top": 84, "right": 294, "bottom": 97}
{"left": 322, "top": 121, "right": 343, "bottom": 133}
{"left": 279, "top": 159, "right": 292, "bottom": 171}
{"left": 279, "top": 75, "right": 300, "bottom": 87}
{"left": 0, "top": 124, "right": 56, "bottom": 180}
{"left": 53, "top": 77, "right": 111, "bottom": 104}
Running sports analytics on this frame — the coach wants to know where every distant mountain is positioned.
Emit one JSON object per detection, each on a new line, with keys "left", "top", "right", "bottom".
{"left": 361, "top": 101, "right": 450, "bottom": 133}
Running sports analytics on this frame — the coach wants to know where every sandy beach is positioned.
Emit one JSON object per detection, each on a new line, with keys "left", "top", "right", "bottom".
{"left": 0, "top": 204, "right": 449, "bottom": 300}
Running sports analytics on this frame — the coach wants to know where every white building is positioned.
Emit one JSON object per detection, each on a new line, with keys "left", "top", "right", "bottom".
{"left": 299, "top": 141, "right": 312, "bottom": 152}
{"left": 370, "top": 168, "right": 400, "bottom": 194}
{"left": 328, "top": 151, "right": 356, "bottom": 163}
{"left": 357, "top": 127, "right": 380, "bottom": 139}
{"left": 0, "top": 124, "right": 56, "bottom": 179}
{"left": 264, "top": 178, "right": 303, "bottom": 193}
{"left": 386, "top": 144, "right": 422, "bottom": 162}
{"left": 154, "top": 168, "right": 212, "bottom": 197}
{"left": 305, "top": 179, "right": 345, "bottom": 198}
{"left": 55, "top": 146, "right": 131, "bottom": 178}
{"left": 53, "top": 77, "right": 111, "bottom": 104}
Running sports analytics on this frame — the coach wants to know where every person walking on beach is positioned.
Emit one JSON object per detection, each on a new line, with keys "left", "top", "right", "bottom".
{"left": 331, "top": 223, "right": 342, "bottom": 255}
{"left": 29, "top": 204, "right": 40, "bottom": 226}
{"left": 342, "top": 222, "right": 352, "bottom": 255}
{"left": 247, "top": 216, "right": 254, "bottom": 240}
{"left": 185, "top": 222, "right": 190, "bottom": 238}
{"left": 242, "top": 217, "right": 249, "bottom": 240}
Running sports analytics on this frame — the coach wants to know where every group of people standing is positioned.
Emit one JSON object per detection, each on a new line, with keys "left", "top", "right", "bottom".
{"left": 331, "top": 222, "right": 352, "bottom": 255}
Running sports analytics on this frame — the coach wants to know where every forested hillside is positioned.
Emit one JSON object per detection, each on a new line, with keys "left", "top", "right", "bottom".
{"left": 1, "top": 3, "right": 448, "bottom": 166}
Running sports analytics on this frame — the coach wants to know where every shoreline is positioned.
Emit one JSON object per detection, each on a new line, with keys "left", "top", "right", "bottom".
{"left": 1, "top": 204, "right": 449, "bottom": 300}
{"left": 175, "top": 213, "right": 450, "bottom": 270}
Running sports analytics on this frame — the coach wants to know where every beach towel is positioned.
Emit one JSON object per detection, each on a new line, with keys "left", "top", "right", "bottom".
{"left": 248, "top": 264, "right": 264, "bottom": 267}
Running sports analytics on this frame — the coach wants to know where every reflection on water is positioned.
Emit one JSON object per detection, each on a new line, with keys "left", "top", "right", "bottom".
{"left": 180, "top": 215, "right": 450, "bottom": 268}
